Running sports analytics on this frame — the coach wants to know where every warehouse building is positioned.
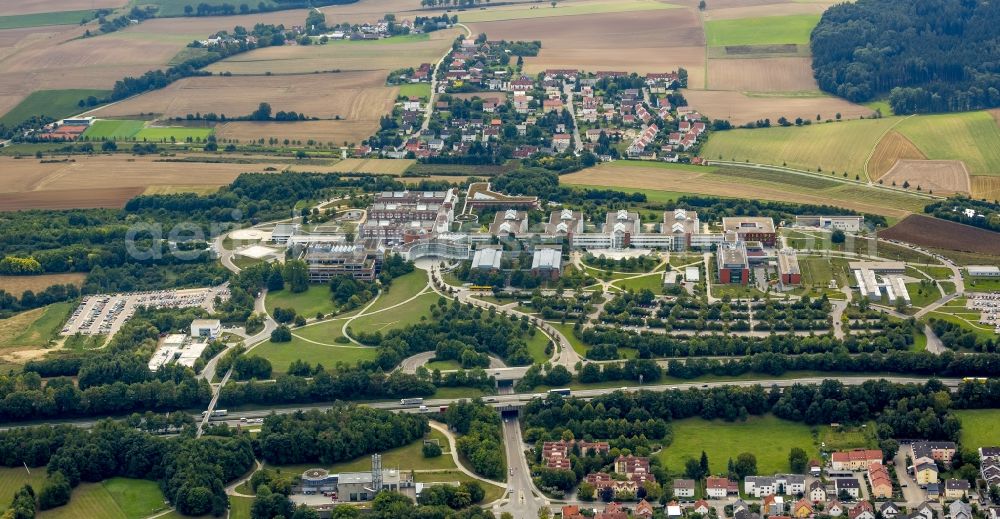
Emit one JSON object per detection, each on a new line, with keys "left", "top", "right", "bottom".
{"left": 968, "top": 265, "right": 1000, "bottom": 277}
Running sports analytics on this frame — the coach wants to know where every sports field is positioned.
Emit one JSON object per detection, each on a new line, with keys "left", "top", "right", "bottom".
{"left": 0, "top": 89, "right": 108, "bottom": 127}
{"left": 133, "top": 127, "right": 214, "bottom": 142}
{"left": 659, "top": 415, "right": 819, "bottom": 476}
{"left": 954, "top": 409, "right": 1000, "bottom": 449}
{"left": 82, "top": 120, "right": 147, "bottom": 140}
{"left": 456, "top": 0, "right": 680, "bottom": 23}
{"left": 0, "top": 10, "right": 95, "bottom": 29}
{"left": 705, "top": 14, "right": 820, "bottom": 47}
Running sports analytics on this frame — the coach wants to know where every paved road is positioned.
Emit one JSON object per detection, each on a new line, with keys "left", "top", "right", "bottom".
{"left": 422, "top": 23, "right": 471, "bottom": 133}
{"left": 563, "top": 82, "right": 584, "bottom": 154}
{"left": 495, "top": 418, "right": 547, "bottom": 517}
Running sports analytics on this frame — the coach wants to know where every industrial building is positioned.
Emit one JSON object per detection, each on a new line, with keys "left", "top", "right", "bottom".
{"left": 794, "top": 215, "right": 864, "bottom": 232}
{"left": 717, "top": 241, "right": 750, "bottom": 285}
{"left": 304, "top": 244, "right": 383, "bottom": 282}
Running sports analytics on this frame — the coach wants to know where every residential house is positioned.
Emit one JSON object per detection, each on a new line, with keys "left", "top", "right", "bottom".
{"left": 912, "top": 442, "right": 958, "bottom": 467}
{"left": 706, "top": 477, "right": 738, "bottom": 498}
{"left": 880, "top": 502, "right": 901, "bottom": 519}
{"left": 979, "top": 447, "right": 1000, "bottom": 487}
{"left": 835, "top": 478, "right": 861, "bottom": 499}
{"left": 792, "top": 498, "right": 814, "bottom": 518}
{"left": 949, "top": 500, "right": 972, "bottom": 519}
{"left": 831, "top": 450, "right": 883, "bottom": 471}
{"left": 541, "top": 440, "right": 571, "bottom": 470}
{"left": 635, "top": 499, "right": 654, "bottom": 519}
{"left": 867, "top": 463, "right": 893, "bottom": 499}
{"left": 694, "top": 500, "right": 711, "bottom": 515}
{"left": 763, "top": 495, "right": 786, "bottom": 516}
{"left": 597, "top": 501, "right": 628, "bottom": 519}
{"left": 809, "top": 460, "right": 822, "bottom": 477}
{"left": 809, "top": 481, "right": 827, "bottom": 503}
{"left": 914, "top": 502, "right": 937, "bottom": 519}
{"left": 562, "top": 505, "right": 585, "bottom": 519}
{"left": 914, "top": 461, "right": 939, "bottom": 486}
{"left": 944, "top": 479, "right": 970, "bottom": 500}
{"left": 828, "top": 501, "right": 845, "bottom": 517}
{"left": 552, "top": 133, "right": 572, "bottom": 152}
{"left": 667, "top": 502, "right": 683, "bottom": 518}
{"left": 849, "top": 501, "right": 875, "bottom": 519}
{"left": 673, "top": 479, "right": 696, "bottom": 498}
{"left": 926, "top": 483, "right": 941, "bottom": 500}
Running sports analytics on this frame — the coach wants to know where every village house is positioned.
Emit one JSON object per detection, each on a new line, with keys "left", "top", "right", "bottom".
{"left": 949, "top": 500, "right": 972, "bottom": 519}
{"left": 792, "top": 499, "right": 814, "bottom": 518}
{"left": 828, "top": 501, "right": 845, "bottom": 517}
{"left": 866, "top": 462, "right": 892, "bottom": 499}
{"left": 880, "top": 502, "right": 901, "bottom": 519}
{"left": 635, "top": 499, "right": 655, "bottom": 519}
{"left": 835, "top": 478, "right": 861, "bottom": 499}
{"left": 706, "top": 477, "right": 738, "bottom": 498}
{"left": 849, "top": 501, "right": 875, "bottom": 519}
{"left": 673, "top": 479, "right": 696, "bottom": 498}
{"left": 944, "top": 478, "right": 970, "bottom": 499}
{"left": 831, "top": 449, "right": 883, "bottom": 471}
{"left": 763, "top": 495, "right": 786, "bottom": 516}
{"left": 914, "top": 461, "right": 939, "bottom": 485}
{"left": 809, "top": 481, "right": 827, "bottom": 502}
{"left": 694, "top": 500, "right": 711, "bottom": 515}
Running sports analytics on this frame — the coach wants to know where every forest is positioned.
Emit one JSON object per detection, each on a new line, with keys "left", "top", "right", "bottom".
{"left": 811, "top": 0, "right": 1000, "bottom": 113}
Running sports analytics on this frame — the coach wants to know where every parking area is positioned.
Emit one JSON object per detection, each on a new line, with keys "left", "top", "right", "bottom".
{"left": 62, "top": 287, "right": 228, "bottom": 337}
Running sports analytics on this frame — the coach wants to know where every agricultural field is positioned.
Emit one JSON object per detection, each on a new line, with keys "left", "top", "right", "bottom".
{"left": 467, "top": 9, "right": 707, "bottom": 83}
{"left": 702, "top": 117, "right": 898, "bottom": 177}
{"left": 0, "top": 273, "right": 86, "bottom": 295}
{"left": 706, "top": 58, "right": 817, "bottom": 92}
{"left": 659, "top": 415, "right": 819, "bottom": 476}
{"left": 880, "top": 160, "right": 971, "bottom": 195}
{"left": 705, "top": 14, "right": 820, "bottom": 47}
{"left": 0, "top": 155, "right": 282, "bottom": 210}
{"left": 0, "top": 89, "right": 108, "bottom": 127}
{"left": 687, "top": 90, "right": 875, "bottom": 128}
{"left": 93, "top": 71, "right": 396, "bottom": 121}
{"left": 561, "top": 161, "right": 927, "bottom": 218}
{"left": 328, "top": 158, "right": 415, "bottom": 175}
{"left": 216, "top": 120, "right": 379, "bottom": 147}
{"left": 204, "top": 30, "right": 460, "bottom": 76}
{"left": 82, "top": 119, "right": 148, "bottom": 140}
{"left": 455, "top": 0, "right": 680, "bottom": 23}
{"left": 955, "top": 409, "right": 1000, "bottom": 449}
{"left": 880, "top": 215, "right": 1000, "bottom": 256}
{"left": 0, "top": 10, "right": 97, "bottom": 30}
{"left": 867, "top": 131, "right": 926, "bottom": 179}
{"left": 895, "top": 111, "right": 1000, "bottom": 178}
{"left": 1, "top": 0, "right": 125, "bottom": 16}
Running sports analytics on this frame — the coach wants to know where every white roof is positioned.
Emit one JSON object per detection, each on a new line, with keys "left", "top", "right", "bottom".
{"left": 561, "top": 209, "right": 574, "bottom": 220}
{"left": 617, "top": 209, "right": 629, "bottom": 220}
{"left": 556, "top": 222, "right": 569, "bottom": 233}
{"left": 504, "top": 209, "right": 518, "bottom": 220}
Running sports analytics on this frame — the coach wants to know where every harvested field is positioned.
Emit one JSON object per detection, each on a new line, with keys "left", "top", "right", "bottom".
{"left": 326, "top": 159, "right": 415, "bottom": 175}
{"left": 703, "top": 2, "right": 832, "bottom": 20}
{"left": 707, "top": 44, "right": 808, "bottom": 59}
{"left": 0, "top": 0, "right": 125, "bottom": 16}
{"left": 0, "top": 155, "right": 281, "bottom": 210}
{"left": 205, "top": 30, "right": 459, "bottom": 76}
{"left": 880, "top": 160, "right": 970, "bottom": 195}
{"left": 561, "top": 161, "right": 926, "bottom": 217}
{"left": 130, "top": 11, "right": 305, "bottom": 39}
{"left": 217, "top": 120, "right": 379, "bottom": 146}
{"left": 868, "top": 131, "right": 926, "bottom": 179}
{"left": 684, "top": 89, "right": 874, "bottom": 126}
{"left": 92, "top": 71, "right": 396, "bottom": 120}
{"left": 895, "top": 111, "right": 1000, "bottom": 177}
{"left": 0, "top": 273, "right": 86, "bottom": 295}
{"left": 972, "top": 177, "right": 1000, "bottom": 202}
{"left": 141, "top": 185, "right": 221, "bottom": 196}
{"left": 455, "top": 0, "right": 680, "bottom": 23}
{"left": 467, "top": 9, "right": 706, "bottom": 84}
{"left": 707, "top": 58, "right": 816, "bottom": 91}
{"left": 880, "top": 214, "right": 1000, "bottom": 256}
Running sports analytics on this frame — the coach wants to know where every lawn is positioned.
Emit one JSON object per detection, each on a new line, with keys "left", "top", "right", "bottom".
{"left": 966, "top": 278, "right": 1000, "bottom": 292}
{"left": 659, "top": 415, "right": 819, "bottom": 476}
{"left": 705, "top": 14, "right": 821, "bottom": 47}
{"left": 252, "top": 339, "right": 377, "bottom": 373}
{"left": 100, "top": 478, "right": 169, "bottom": 519}
{"left": 133, "top": 127, "right": 214, "bottom": 142}
{"left": 954, "top": 409, "right": 1000, "bottom": 450}
{"left": 397, "top": 83, "right": 431, "bottom": 100}
{"left": 229, "top": 495, "right": 254, "bottom": 519}
{"left": 925, "top": 311, "right": 997, "bottom": 341}
{"left": 327, "top": 429, "right": 455, "bottom": 473}
{"left": 82, "top": 120, "right": 147, "bottom": 140}
{"left": 0, "top": 466, "right": 47, "bottom": 513}
{"left": 896, "top": 111, "right": 1000, "bottom": 177}
{"left": 548, "top": 322, "right": 588, "bottom": 357}
{"left": 367, "top": 271, "right": 429, "bottom": 313}
{"left": 526, "top": 329, "right": 551, "bottom": 364}
{"left": 426, "top": 359, "right": 463, "bottom": 371}
{"left": 455, "top": 0, "right": 679, "bottom": 23}
{"left": 0, "top": 10, "right": 95, "bottom": 29}
{"left": 905, "top": 282, "right": 941, "bottom": 308}
{"left": 347, "top": 292, "right": 438, "bottom": 335}
{"left": 0, "top": 302, "right": 74, "bottom": 349}
{"left": 265, "top": 285, "right": 337, "bottom": 318}
{"left": 0, "top": 89, "right": 109, "bottom": 127}
{"left": 36, "top": 478, "right": 165, "bottom": 519}
{"left": 414, "top": 470, "right": 506, "bottom": 503}
{"left": 817, "top": 423, "right": 877, "bottom": 451}
{"left": 612, "top": 273, "right": 664, "bottom": 295}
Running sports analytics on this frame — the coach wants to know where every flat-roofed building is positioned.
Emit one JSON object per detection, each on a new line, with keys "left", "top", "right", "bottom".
{"left": 795, "top": 215, "right": 864, "bottom": 232}
{"left": 190, "top": 319, "right": 221, "bottom": 339}
{"left": 471, "top": 247, "right": 502, "bottom": 271}
{"left": 662, "top": 208, "right": 700, "bottom": 251}
{"left": 685, "top": 266, "right": 700, "bottom": 282}
{"left": 777, "top": 249, "right": 801, "bottom": 285}
{"left": 270, "top": 223, "right": 297, "bottom": 244}
{"left": 717, "top": 241, "right": 750, "bottom": 284}
{"left": 490, "top": 209, "right": 529, "bottom": 237}
{"left": 723, "top": 217, "right": 777, "bottom": 246}
{"left": 848, "top": 261, "right": 906, "bottom": 274}
{"left": 304, "top": 244, "right": 382, "bottom": 282}
{"left": 531, "top": 247, "right": 562, "bottom": 279}
{"left": 465, "top": 182, "right": 539, "bottom": 211}
{"left": 606, "top": 209, "right": 641, "bottom": 249}
{"left": 968, "top": 265, "right": 1000, "bottom": 277}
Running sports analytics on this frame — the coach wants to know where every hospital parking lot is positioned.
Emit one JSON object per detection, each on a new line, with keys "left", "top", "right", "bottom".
{"left": 61, "top": 287, "right": 228, "bottom": 337}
